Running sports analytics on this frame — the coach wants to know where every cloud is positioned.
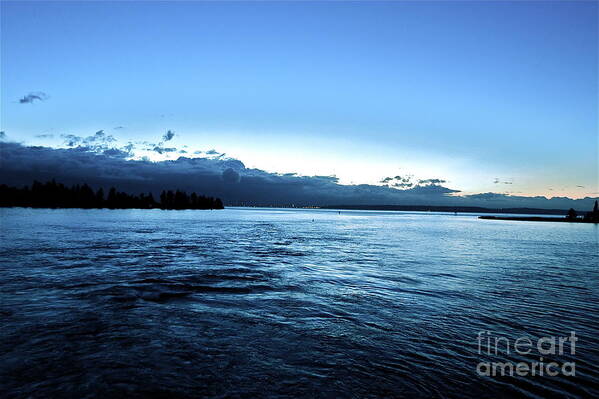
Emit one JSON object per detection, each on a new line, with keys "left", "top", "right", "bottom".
{"left": 152, "top": 146, "right": 177, "bottom": 154}
{"left": 148, "top": 130, "right": 178, "bottom": 153}
{"left": 466, "top": 192, "right": 509, "bottom": 200}
{"left": 494, "top": 178, "right": 513, "bottom": 185}
{"left": 392, "top": 182, "right": 413, "bottom": 188}
{"left": 418, "top": 178, "right": 446, "bottom": 185}
{"left": 35, "top": 134, "right": 54, "bottom": 139}
{"left": 19, "top": 92, "right": 49, "bottom": 104}
{"left": 381, "top": 175, "right": 448, "bottom": 190}
{"left": 62, "top": 134, "right": 82, "bottom": 147}
{"left": 380, "top": 175, "right": 412, "bottom": 186}
{"left": 162, "top": 130, "right": 175, "bottom": 142}
{"left": 102, "top": 148, "right": 131, "bottom": 158}
{"left": 222, "top": 168, "right": 241, "bottom": 183}
{"left": 105, "top": 142, "right": 135, "bottom": 158}
{"left": 61, "top": 131, "right": 117, "bottom": 147}
{"left": 1, "top": 142, "right": 596, "bottom": 209}
{"left": 59, "top": 131, "right": 133, "bottom": 158}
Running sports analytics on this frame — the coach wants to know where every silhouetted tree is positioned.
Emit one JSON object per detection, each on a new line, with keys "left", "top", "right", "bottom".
{"left": 584, "top": 200, "right": 599, "bottom": 222}
{"left": 146, "top": 192, "right": 156, "bottom": 208}
{"left": 95, "top": 188, "right": 104, "bottom": 207}
{"left": 107, "top": 187, "right": 118, "bottom": 208}
{"left": 566, "top": 208, "right": 577, "bottom": 220}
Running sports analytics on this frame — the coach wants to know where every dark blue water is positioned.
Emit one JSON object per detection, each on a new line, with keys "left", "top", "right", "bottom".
{"left": 1, "top": 208, "right": 598, "bottom": 398}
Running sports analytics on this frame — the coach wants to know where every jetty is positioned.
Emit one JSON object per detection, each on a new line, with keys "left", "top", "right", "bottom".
{"left": 480, "top": 201, "right": 599, "bottom": 224}
{"left": 479, "top": 216, "right": 597, "bottom": 223}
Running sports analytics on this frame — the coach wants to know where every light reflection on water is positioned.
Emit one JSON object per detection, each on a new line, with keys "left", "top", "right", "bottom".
{"left": 1, "top": 207, "right": 598, "bottom": 398}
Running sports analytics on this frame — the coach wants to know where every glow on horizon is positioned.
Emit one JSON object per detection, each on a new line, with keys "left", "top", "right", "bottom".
{"left": 13, "top": 128, "right": 597, "bottom": 200}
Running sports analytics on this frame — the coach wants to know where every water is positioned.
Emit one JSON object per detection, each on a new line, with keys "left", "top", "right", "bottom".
{"left": 1, "top": 207, "right": 598, "bottom": 398}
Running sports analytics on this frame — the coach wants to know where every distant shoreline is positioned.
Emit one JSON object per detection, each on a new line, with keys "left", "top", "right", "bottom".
{"left": 0, "top": 180, "right": 224, "bottom": 210}
{"left": 479, "top": 216, "right": 598, "bottom": 224}
{"left": 320, "top": 204, "right": 572, "bottom": 216}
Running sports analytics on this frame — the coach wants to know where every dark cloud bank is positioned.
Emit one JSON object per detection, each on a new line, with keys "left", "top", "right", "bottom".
{"left": 0, "top": 141, "right": 596, "bottom": 209}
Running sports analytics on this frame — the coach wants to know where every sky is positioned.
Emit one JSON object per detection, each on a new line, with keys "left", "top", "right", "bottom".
{"left": 1, "top": 0, "right": 598, "bottom": 204}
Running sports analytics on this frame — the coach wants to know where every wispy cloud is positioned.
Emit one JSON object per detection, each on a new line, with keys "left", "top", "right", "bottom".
{"left": 418, "top": 178, "right": 446, "bottom": 185}
{"left": 59, "top": 130, "right": 131, "bottom": 157}
{"left": 162, "top": 129, "right": 175, "bottom": 142}
{"left": 380, "top": 175, "right": 449, "bottom": 190}
{"left": 152, "top": 146, "right": 178, "bottom": 155}
{"left": 19, "top": 92, "right": 49, "bottom": 104}
{"left": 494, "top": 177, "right": 513, "bottom": 185}
{"left": 62, "top": 134, "right": 82, "bottom": 147}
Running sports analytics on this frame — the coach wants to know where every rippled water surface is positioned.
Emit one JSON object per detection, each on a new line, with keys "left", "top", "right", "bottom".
{"left": 1, "top": 207, "right": 598, "bottom": 398}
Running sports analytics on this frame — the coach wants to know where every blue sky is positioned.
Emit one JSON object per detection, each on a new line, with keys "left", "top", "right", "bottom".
{"left": 1, "top": 1, "right": 597, "bottom": 198}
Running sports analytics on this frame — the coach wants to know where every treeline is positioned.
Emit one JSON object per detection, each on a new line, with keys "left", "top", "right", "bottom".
{"left": 0, "top": 180, "right": 224, "bottom": 210}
